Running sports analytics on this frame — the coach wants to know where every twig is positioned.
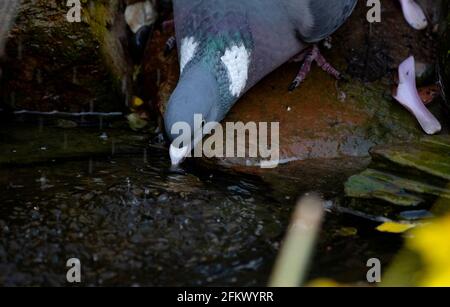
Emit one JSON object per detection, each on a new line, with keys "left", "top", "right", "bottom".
{"left": 269, "top": 194, "right": 324, "bottom": 287}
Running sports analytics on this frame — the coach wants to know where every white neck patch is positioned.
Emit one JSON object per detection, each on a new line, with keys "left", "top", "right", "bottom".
{"left": 180, "top": 36, "right": 199, "bottom": 74}
{"left": 221, "top": 44, "right": 251, "bottom": 97}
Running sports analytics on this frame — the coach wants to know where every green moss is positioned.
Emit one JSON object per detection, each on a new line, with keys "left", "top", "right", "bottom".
{"left": 372, "top": 142, "right": 450, "bottom": 181}
{"left": 365, "top": 169, "right": 450, "bottom": 198}
{"left": 345, "top": 136, "right": 450, "bottom": 208}
{"left": 3, "top": 0, "right": 125, "bottom": 112}
{"left": 84, "top": 0, "right": 128, "bottom": 85}
{"left": 345, "top": 174, "right": 424, "bottom": 206}
{"left": 341, "top": 80, "right": 422, "bottom": 145}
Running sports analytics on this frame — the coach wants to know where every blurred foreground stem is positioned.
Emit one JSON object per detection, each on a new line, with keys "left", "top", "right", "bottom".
{"left": 269, "top": 194, "right": 324, "bottom": 287}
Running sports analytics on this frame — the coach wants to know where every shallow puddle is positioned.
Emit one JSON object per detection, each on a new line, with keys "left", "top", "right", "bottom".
{"left": 0, "top": 121, "right": 403, "bottom": 286}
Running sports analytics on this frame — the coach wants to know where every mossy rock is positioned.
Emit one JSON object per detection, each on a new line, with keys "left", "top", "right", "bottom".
{"left": 1, "top": 0, "right": 131, "bottom": 113}
{"left": 345, "top": 136, "right": 450, "bottom": 208}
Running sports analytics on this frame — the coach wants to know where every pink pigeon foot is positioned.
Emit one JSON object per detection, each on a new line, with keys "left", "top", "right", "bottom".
{"left": 289, "top": 45, "right": 341, "bottom": 92}
{"left": 398, "top": 0, "right": 428, "bottom": 30}
{"left": 393, "top": 56, "right": 441, "bottom": 135}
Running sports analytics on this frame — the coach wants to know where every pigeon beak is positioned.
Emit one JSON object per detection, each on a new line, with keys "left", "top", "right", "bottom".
{"left": 169, "top": 143, "right": 190, "bottom": 166}
{"left": 164, "top": 63, "right": 220, "bottom": 166}
{"left": 168, "top": 123, "right": 210, "bottom": 167}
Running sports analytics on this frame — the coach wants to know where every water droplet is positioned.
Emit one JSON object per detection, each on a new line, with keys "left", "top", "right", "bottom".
{"left": 111, "top": 140, "right": 116, "bottom": 155}
{"left": 63, "top": 133, "right": 68, "bottom": 150}
{"left": 36, "top": 69, "right": 42, "bottom": 84}
{"left": 73, "top": 67, "right": 78, "bottom": 84}
{"left": 99, "top": 132, "right": 108, "bottom": 141}
{"left": 88, "top": 159, "right": 93, "bottom": 174}
{"left": 38, "top": 117, "right": 43, "bottom": 133}
{"left": 143, "top": 149, "right": 148, "bottom": 164}
{"left": 17, "top": 39, "right": 23, "bottom": 60}
{"left": 126, "top": 177, "right": 131, "bottom": 192}
{"left": 10, "top": 92, "right": 16, "bottom": 108}
{"left": 156, "top": 69, "right": 161, "bottom": 86}
{"left": 121, "top": 77, "right": 128, "bottom": 95}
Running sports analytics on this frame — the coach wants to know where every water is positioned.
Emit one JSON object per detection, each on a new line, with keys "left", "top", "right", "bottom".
{"left": 0, "top": 120, "right": 403, "bottom": 286}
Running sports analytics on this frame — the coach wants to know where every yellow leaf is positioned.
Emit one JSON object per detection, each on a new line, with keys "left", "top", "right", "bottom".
{"left": 376, "top": 222, "right": 415, "bottom": 233}
{"left": 131, "top": 96, "right": 144, "bottom": 108}
{"left": 407, "top": 215, "right": 450, "bottom": 274}
{"left": 419, "top": 267, "right": 450, "bottom": 287}
{"left": 307, "top": 278, "right": 341, "bottom": 287}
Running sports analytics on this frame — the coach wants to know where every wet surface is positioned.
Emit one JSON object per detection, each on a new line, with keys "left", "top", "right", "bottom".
{"left": 0, "top": 153, "right": 282, "bottom": 286}
{"left": 0, "top": 121, "right": 403, "bottom": 286}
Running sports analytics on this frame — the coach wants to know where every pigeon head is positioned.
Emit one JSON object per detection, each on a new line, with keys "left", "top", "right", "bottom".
{"left": 164, "top": 34, "right": 253, "bottom": 166}
{"left": 164, "top": 62, "right": 221, "bottom": 147}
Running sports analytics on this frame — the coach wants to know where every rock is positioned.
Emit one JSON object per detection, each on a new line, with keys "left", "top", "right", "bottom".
{"left": 345, "top": 135, "right": 450, "bottom": 207}
{"left": 148, "top": 0, "right": 446, "bottom": 169}
{"left": 372, "top": 138, "right": 450, "bottom": 181}
{"left": 345, "top": 171, "right": 425, "bottom": 207}
{"left": 1, "top": 0, "right": 132, "bottom": 112}
{"left": 127, "top": 113, "right": 148, "bottom": 131}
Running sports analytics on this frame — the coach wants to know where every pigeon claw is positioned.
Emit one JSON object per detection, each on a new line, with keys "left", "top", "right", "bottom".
{"left": 289, "top": 45, "right": 341, "bottom": 92}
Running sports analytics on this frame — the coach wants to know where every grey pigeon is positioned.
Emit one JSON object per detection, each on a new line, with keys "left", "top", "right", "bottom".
{"left": 165, "top": 0, "right": 358, "bottom": 164}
